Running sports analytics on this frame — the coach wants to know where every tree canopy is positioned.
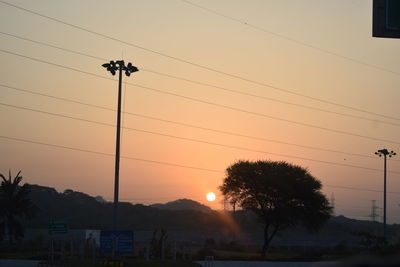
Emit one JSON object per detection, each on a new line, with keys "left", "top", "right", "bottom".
{"left": 220, "top": 160, "right": 332, "bottom": 256}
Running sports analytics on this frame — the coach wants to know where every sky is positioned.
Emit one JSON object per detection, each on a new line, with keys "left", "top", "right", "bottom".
{"left": 1, "top": 0, "right": 400, "bottom": 223}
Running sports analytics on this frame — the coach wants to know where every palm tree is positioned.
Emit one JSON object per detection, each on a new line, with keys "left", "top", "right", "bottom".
{"left": 0, "top": 170, "right": 36, "bottom": 243}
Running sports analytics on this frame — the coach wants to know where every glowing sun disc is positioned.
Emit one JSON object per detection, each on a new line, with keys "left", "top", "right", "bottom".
{"left": 206, "top": 192, "right": 216, "bottom": 202}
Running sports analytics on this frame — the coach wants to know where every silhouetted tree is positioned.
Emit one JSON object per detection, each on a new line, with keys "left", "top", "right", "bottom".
{"left": 220, "top": 160, "right": 332, "bottom": 257}
{"left": 0, "top": 170, "right": 36, "bottom": 243}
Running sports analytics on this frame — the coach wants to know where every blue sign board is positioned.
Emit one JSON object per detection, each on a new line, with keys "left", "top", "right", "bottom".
{"left": 100, "top": 231, "right": 134, "bottom": 253}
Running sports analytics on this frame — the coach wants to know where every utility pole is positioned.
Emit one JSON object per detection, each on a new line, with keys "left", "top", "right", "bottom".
{"left": 374, "top": 148, "right": 396, "bottom": 239}
{"left": 368, "top": 200, "right": 379, "bottom": 222}
{"left": 330, "top": 193, "right": 335, "bottom": 216}
{"left": 102, "top": 60, "right": 138, "bottom": 233}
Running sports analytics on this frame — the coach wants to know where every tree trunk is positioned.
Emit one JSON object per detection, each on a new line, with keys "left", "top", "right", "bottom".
{"left": 7, "top": 214, "right": 13, "bottom": 245}
{"left": 262, "top": 224, "right": 279, "bottom": 258}
{"left": 262, "top": 224, "right": 270, "bottom": 257}
{"left": 8, "top": 225, "right": 13, "bottom": 245}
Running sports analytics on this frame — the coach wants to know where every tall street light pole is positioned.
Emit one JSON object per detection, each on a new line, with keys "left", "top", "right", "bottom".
{"left": 374, "top": 148, "right": 396, "bottom": 239}
{"left": 102, "top": 60, "right": 139, "bottom": 232}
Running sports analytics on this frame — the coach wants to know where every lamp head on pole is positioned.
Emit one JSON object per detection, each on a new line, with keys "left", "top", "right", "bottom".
{"left": 375, "top": 149, "right": 396, "bottom": 158}
{"left": 102, "top": 60, "right": 139, "bottom": 77}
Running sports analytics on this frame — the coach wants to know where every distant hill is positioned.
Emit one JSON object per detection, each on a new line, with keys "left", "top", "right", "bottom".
{"left": 150, "top": 198, "right": 212, "bottom": 212}
{"left": 24, "top": 184, "right": 227, "bottom": 231}
{"left": 21, "top": 183, "right": 400, "bottom": 247}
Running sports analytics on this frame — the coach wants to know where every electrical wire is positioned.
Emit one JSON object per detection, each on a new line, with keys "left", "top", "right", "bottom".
{"left": 1, "top": 102, "right": 399, "bottom": 175}
{"left": 181, "top": 0, "right": 400, "bottom": 77}
{"left": 1, "top": 2, "right": 398, "bottom": 214}
{"left": 0, "top": 0, "right": 399, "bottom": 122}
{"left": 1, "top": 31, "right": 399, "bottom": 127}
{"left": 4, "top": 82, "right": 397, "bottom": 161}
{"left": 1, "top": 48, "right": 399, "bottom": 146}
{"left": 0, "top": 135, "right": 221, "bottom": 173}
{"left": 325, "top": 184, "right": 400, "bottom": 195}
{"left": 1, "top": 134, "right": 399, "bottom": 196}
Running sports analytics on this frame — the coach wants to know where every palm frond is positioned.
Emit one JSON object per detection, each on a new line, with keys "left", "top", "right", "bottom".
{"left": 0, "top": 173, "right": 7, "bottom": 183}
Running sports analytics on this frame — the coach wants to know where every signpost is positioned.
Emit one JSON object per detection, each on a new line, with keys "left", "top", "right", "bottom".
{"left": 100, "top": 231, "right": 134, "bottom": 254}
{"left": 48, "top": 221, "right": 68, "bottom": 235}
{"left": 48, "top": 221, "right": 68, "bottom": 264}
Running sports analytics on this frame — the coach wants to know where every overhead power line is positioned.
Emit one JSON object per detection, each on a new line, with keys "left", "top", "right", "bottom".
{"left": 1, "top": 48, "right": 399, "bottom": 146}
{"left": 4, "top": 82, "right": 398, "bottom": 162}
{"left": 140, "top": 69, "right": 400, "bottom": 127}
{"left": 0, "top": 48, "right": 111, "bottom": 81}
{"left": 325, "top": 184, "right": 400, "bottom": 195}
{"left": 0, "top": 135, "right": 221, "bottom": 173}
{"left": 2, "top": 101, "right": 400, "bottom": 175}
{"left": 0, "top": 0, "right": 399, "bottom": 122}
{"left": 181, "top": 0, "right": 400, "bottom": 77}
{"left": 0, "top": 31, "right": 105, "bottom": 62}
{"left": 5, "top": 84, "right": 399, "bottom": 163}
{"left": 1, "top": 135, "right": 399, "bottom": 196}
{"left": 1, "top": 31, "right": 399, "bottom": 127}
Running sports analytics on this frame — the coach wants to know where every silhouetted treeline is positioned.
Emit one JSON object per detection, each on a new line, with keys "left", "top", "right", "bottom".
{"left": 24, "top": 185, "right": 231, "bottom": 232}
{"left": 23, "top": 184, "right": 400, "bottom": 247}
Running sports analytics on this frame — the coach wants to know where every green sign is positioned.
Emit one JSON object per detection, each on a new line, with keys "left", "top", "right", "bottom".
{"left": 48, "top": 221, "right": 68, "bottom": 234}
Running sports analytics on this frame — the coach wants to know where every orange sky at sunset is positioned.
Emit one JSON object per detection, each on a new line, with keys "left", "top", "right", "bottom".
{"left": 1, "top": 0, "right": 400, "bottom": 223}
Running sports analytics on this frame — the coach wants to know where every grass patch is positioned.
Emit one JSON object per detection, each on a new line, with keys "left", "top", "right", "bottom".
{"left": 0, "top": 251, "right": 48, "bottom": 260}
{"left": 194, "top": 248, "right": 358, "bottom": 262}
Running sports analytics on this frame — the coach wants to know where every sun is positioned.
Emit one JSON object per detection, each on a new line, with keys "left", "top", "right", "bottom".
{"left": 206, "top": 192, "right": 216, "bottom": 202}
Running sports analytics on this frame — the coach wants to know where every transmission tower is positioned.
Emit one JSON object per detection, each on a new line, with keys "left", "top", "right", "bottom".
{"left": 330, "top": 193, "right": 335, "bottom": 216}
{"left": 368, "top": 200, "right": 380, "bottom": 222}
{"left": 222, "top": 196, "right": 227, "bottom": 211}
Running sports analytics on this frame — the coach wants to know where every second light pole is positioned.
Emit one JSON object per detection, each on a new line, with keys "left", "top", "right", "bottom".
{"left": 102, "top": 60, "right": 138, "bottom": 232}
{"left": 375, "top": 148, "right": 396, "bottom": 239}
